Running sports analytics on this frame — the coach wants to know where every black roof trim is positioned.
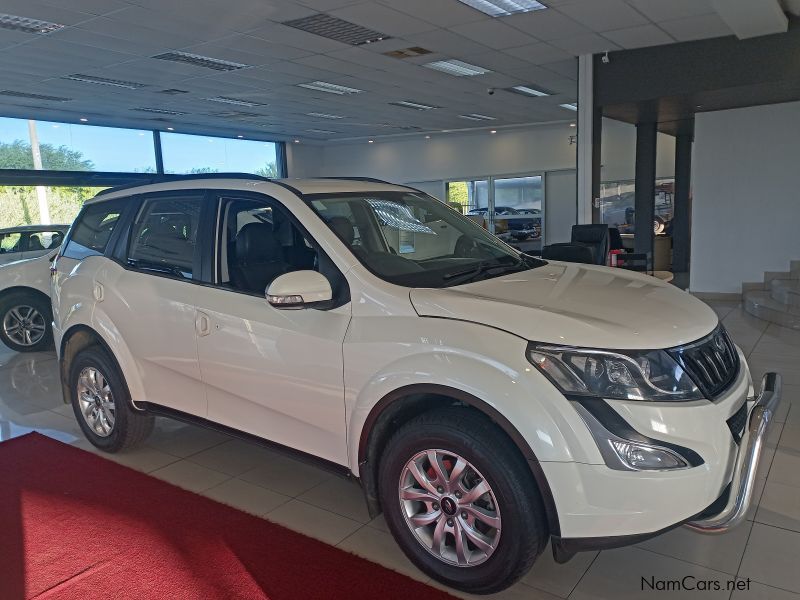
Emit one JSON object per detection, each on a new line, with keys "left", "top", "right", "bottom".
{"left": 94, "top": 173, "right": 275, "bottom": 197}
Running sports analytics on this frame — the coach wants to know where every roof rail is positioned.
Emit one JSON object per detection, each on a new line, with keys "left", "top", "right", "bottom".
{"left": 314, "top": 176, "right": 397, "bottom": 185}
{"left": 95, "top": 172, "right": 274, "bottom": 197}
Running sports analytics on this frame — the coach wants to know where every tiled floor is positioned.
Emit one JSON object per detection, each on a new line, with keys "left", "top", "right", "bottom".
{"left": 1, "top": 302, "right": 798, "bottom": 599}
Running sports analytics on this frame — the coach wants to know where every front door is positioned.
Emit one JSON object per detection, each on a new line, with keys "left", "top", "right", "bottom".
{"left": 194, "top": 194, "right": 351, "bottom": 465}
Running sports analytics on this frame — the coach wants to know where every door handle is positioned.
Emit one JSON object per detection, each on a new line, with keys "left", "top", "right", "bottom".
{"left": 195, "top": 311, "right": 211, "bottom": 337}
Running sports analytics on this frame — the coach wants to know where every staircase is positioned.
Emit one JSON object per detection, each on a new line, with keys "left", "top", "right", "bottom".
{"left": 743, "top": 261, "right": 800, "bottom": 328}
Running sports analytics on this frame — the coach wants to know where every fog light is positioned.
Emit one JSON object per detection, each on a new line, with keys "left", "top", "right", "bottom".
{"left": 611, "top": 441, "right": 687, "bottom": 470}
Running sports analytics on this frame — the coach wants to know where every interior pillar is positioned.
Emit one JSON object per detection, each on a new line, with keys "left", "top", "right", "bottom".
{"left": 576, "top": 55, "right": 594, "bottom": 224}
{"left": 672, "top": 133, "right": 693, "bottom": 274}
{"left": 634, "top": 122, "right": 657, "bottom": 260}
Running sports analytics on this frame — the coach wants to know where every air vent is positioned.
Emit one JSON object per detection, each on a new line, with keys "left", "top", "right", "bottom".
{"left": 307, "top": 128, "right": 337, "bottom": 134}
{"left": 283, "top": 13, "right": 389, "bottom": 46}
{"left": 383, "top": 47, "right": 432, "bottom": 59}
{"left": 159, "top": 89, "right": 189, "bottom": 95}
{"left": 306, "top": 112, "right": 345, "bottom": 119}
{"left": 203, "top": 96, "right": 268, "bottom": 107}
{"left": 423, "top": 59, "right": 491, "bottom": 77}
{"left": 459, "top": 113, "right": 496, "bottom": 121}
{"left": 0, "top": 90, "right": 71, "bottom": 102}
{"left": 132, "top": 107, "right": 187, "bottom": 116}
{"left": 62, "top": 74, "right": 147, "bottom": 89}
{"left": 152, "top": 51, "right": 250, "bottom": 71}
{"left": 297, "top": 81, "right": 363, "bottom": 95}
{"left": 0, "top": 13, "right": 64, "bottom": 34}
{"left": 389, "top": 100, "right": 440, "bottom": 111}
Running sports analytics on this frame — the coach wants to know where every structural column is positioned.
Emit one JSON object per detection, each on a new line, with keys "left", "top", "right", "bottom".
{"left": 634, "top": 121, "right": 657, "bottom": 259}
{"left": 672, "top": 133, "right": 693, "bottom": 273}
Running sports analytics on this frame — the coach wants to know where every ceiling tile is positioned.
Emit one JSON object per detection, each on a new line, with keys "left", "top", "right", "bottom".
{"left": 500, "top": 9, "right": 589, "bottom": 41}
{"left": 627, "top": 0, "right": 715, "bottom": 23}
{"left": 659, "top": 13, "right": 734, "bottom": 42}
{"left": 557, "top": 0, "right": 649, "bottom": 32}
{"left": 461, "top": 50, "right": 538, "bottom": 72}
{"left": 542, "top": 58, "right": 578, "bottom": 79}
{"left": 450, "top": 19, "right": 539, "bottom": 50}
{"left": 377, "top": 0, "right": 486, "bottom": 27}
{"left": 504, "top": 42, "right": 574, "bottom": 64}
{"left": 0, "top": 0, "right": 96, "bottom": 26}
{"left": 549, "top": 33, "right": 620, "bottom": 55}
{"left": 404, "top": 28, "right": 492, "bottom": 57}
{"left": 602, "top": 24, "right": 674, "bottom": 49}
{"left": 329, "top": 2, "right": 438, "bottom": 36}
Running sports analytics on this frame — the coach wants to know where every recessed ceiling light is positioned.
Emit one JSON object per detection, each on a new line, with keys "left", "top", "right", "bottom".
{"left": 560, "top": 103, "right": 578, "bottom": 111}
{"left": 368, "top": 140, "right": 374, "bottom": 143}
{"left": 293, "top": 139, "right": 300, "bottom": 143}
{"left": 423, "top": 59, "right": 490, "bottom": 77}
{"left": 425, "top": 135, "right": 431, "bottom": 139}
{"left": 167, "top": 127, "right": 174, "bottom": 131}
{"left": 490, "top": 130, "right": 497, "bottom": 134}
{"left": 570, "top": 122, "right": 576, "bottom": 127}
{"left": 79, "top": 118, "right": 88, "bottom": 122}
{"left": 508, "top": 85, "right": 551, "bottom": 97}
{"left": 0, "top": 90, "right": 72, "bottom": 102}
{"left": 153, "top": 51, "right": 250, "bottom": 71}
{"left": 297, "top": 81, "right": 363, "bottom": 95}
{"left": 389, "top": 100, "right": 440, "bottom": 111}
{"left": 62, "top": 74, "right": 147, "bottom": 89}
{"left": 455, "top": 0, "right": 547, "bottom": 17}
{"left": 459, "top": 113, "right": 496, "bottom": 121}
{"left": 283, "top": 13, "right": 389, "bottom": 46}
{"left": 0, "top": 13, "right": 64, "bottom": 34}
{"left": 237, "top": 135, "right": 244, "bottom": 138}
{"left": 306, "top": 112, "right": 345, "bottom": 119}
{"left": 203, "top": 96, "right": 267, "bottom": 107}
{"left": 132, "top": 107, "right": 187, "bottom": 116}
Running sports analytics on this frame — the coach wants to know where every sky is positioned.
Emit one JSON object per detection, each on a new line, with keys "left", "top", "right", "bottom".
{"left": 0, "top": 117, "right": 278, "bottom": 174}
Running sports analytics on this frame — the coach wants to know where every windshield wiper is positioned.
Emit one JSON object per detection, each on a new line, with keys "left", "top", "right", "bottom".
{"left": 443, "top": 259, "right": 526, "bottom": 283}
{"left": 128, "top": 258, "right": 187, "bottom": 279}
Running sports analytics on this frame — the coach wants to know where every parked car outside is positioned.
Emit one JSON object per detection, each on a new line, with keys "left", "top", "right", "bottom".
{"left": 467, "top": 207, "right": 542, "bottom": 240}
{"left": 52, "top": 176, "right": 781, "bottom": 594}
{"left": 0, "top": 224, "right": 69, "bottom": 266}
{"left": 0, "top": 250, "right": 58, "bottom": 352}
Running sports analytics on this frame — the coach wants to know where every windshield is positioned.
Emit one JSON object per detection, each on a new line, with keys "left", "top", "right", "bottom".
{"left": 308, "top": 191, "right": 545, "bottom": 288}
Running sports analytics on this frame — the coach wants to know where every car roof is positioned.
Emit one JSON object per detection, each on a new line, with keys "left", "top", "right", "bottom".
{"left": 86, "top": 175, "right": 417, "bottom": 204}
{"left": 0, "top": 224, "right": 70, "bottom": 234}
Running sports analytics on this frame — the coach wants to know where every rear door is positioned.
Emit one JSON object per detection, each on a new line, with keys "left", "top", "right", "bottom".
{"left": 0, "top": 231, "right": 23, "bottom": 265}
{"left": 21, "top": 230, "right": 65, "bottom": 260}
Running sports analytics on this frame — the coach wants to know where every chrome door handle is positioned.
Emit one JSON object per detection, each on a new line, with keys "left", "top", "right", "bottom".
{"left": 195, "top": 311, "right": 211, "bottom": 337}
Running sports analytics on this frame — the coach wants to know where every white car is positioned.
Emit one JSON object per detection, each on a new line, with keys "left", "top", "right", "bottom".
{"left": 0, "top": 250, "right": 58, "bottom": 352}
{"left": 0, "top": 224, "right": 69, "bottom": 265}
{"left": 51, "top": 176, "right": 781, "bottom": 594}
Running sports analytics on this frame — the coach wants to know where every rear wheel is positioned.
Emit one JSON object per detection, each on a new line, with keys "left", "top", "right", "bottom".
{"left": 0, "top": 292, "right": 53, "bottom": 352}
{"left": 378, "top": 408, "right": 548, "bottom": 594}
{"left": 69, "top": 346, "right": 154, "bottom": 452}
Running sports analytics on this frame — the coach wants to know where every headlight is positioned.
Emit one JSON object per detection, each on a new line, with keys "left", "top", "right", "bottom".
{"left": 527, "top": 343, "right": 702, "bottom": 401}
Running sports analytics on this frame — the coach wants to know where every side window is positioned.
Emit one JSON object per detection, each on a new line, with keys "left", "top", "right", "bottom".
{"left": 62, "top": 201, "right": 125, "bottom": 260}
{"left": 0, "top": 232, "right": 22, "bottom": 254}
{"left": 27, "top": 231, "right": 65, "bottom": 251}
{"left": 219, "top": 198, "right": 318, "bottom": 294}
{"left": 127, "top": 196, "right": 202, "bottom": 280}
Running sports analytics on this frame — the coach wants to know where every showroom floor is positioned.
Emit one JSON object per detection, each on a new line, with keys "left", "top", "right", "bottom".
{"left": 1, "top": 301, "right": 798, "bottom": 600}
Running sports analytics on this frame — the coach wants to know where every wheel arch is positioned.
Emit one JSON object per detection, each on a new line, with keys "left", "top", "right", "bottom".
{"left": 58, "top": 324, "right": 141, "bottom": 412}
{"left": 0, "top": 286, "right": 51, "bottom": 309}
{"left": 357, "top": 383, "right": 561, "bottom": 536}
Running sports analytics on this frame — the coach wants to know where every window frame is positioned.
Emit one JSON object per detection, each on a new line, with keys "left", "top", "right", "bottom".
{"left": 23, "top": 229, "right": 65, "bottom": 252}
{"left": 60, "top": 198, "right": 135, "bottom": 261}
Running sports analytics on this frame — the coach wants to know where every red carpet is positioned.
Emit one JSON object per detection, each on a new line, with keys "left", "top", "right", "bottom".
{"left": 0, "top": 433, "right": 454, "bottom": 600}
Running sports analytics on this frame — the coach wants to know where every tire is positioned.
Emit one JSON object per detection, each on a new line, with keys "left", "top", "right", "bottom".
{"left": 378, "top": 408, "right": 548, "bottom": 595}
{"left": 69, "top": 346, "right": 154, "bottom": 452}
{"left": 0, "top": 292, "right": 54, "bottom": 352}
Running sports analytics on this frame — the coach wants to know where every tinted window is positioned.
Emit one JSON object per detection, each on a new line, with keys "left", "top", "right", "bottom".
{"left": 128, "top": 196, "right": 202, "bottom": 280}
{"left": 0, "top": 232, "right": 21, "bottom": 254}
{"left": 27, "top": 230, "right": 65, "bottom": 251}
{"left": 63, "top": 201, "right": 124, "bottom": 260}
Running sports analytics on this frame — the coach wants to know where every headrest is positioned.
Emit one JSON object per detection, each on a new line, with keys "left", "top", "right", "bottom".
{"left": 236, "top": 222, "right": 282, "bottom": 263}
{"left": 328, "top": 216, "right": 355, "bottom": 246}
{"left": 572, "top": 224, "right": 609, "bottom": 244}
{"left": 542, "top": 243, "right": 595, "bottom": 264}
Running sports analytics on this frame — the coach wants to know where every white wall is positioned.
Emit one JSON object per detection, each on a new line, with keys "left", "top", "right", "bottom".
{"left": 601, "top": 118, "right": 676, "bottom": 182}
{"left": 691, "top": 101, "right": 800, "bottom": 294}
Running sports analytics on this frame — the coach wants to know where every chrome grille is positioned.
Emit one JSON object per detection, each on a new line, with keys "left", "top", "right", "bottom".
{"left": 669, "top": 326, "right": 740, "bottom": 399}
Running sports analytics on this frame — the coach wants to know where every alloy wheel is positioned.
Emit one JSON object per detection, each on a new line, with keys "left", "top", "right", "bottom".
{"left": 76, "top": 367, "right": 116, "bottom": 437}
{"left": 398, "top": 449, "right": 501, "bottom": 567}
{"left": 2, "top": 305, "right": 46, "bottom": 347}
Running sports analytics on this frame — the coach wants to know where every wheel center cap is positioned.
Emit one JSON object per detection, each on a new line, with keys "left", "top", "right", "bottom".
{"left": 441, "top": 496, "right": 457, "bottom": 516}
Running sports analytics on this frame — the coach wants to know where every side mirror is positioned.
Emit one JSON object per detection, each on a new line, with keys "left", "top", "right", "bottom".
{"left": 266, "top": 270, "right": 332, "bottom": 309}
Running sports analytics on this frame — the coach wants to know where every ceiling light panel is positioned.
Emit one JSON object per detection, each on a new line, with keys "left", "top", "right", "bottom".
{"left": 132, "top": 107, "right": 187, "bottom": 115}
{"left": 423, "top": 59, "right": 491, "bottom": 77}
{"left": 152, "top": 51, "right": 250, "bottom": 71}
{"left": 508, "top": 85, "right": 551, "bottom": 97}
{"left": 203, "top": 96, "right": 268, "bottom": 107}
{"left": 0, "top": 90, "right": 71, "bottom": 102}
{"left": 459, "top": 113, "right": 496, "bottom": 121}
{"left": 560, "top": 103, "right": 578, "bottom": 111}
{"left": 306, "top": 112, "right": 345, "bottom": 119}
{"left": 297, "top": 81, "right": 363, "bottom": 95}
{"left": 283, "top": 13, "right": 389, "bottom": 46}
{"left": 389, "top": 100, "right": 440, "bottom": 111}
{"left": 62, "top": 74, "right": 147, "bottom": 89}
{"left": 455, "top": 0, "right": 547, "bottom": 17}
{"left": 0, "top": 13, "right": 64, "bottom": 34}
{"left": 307, "top": 128, "right": 337, "bottom": 134}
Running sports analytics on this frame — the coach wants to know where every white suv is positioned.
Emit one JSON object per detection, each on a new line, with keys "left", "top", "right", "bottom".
{"left": 52, "top": 176, "right": 781, "bottom": 594}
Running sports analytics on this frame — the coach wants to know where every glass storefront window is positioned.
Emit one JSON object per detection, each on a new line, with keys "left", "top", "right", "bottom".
{"left": 160, "top": 132, "right": 279, "bottom": 176}
{"left": 599, "top": 178, "right": 675, "bottom": 234}
{"left": 0, "top": 117, "right": 156, "bottom": 173}
{"left": 0, "top": 186, "right": 107, "bottom": 228}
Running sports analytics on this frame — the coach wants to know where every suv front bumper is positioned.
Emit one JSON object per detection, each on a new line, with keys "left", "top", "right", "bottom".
{"left": 550, "top": 372, "right": 782, "bottom": 562}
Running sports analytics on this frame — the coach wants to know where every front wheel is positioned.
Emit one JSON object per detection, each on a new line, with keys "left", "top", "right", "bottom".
{"left": 378, "top": 408, "right": 549, "bottom": 594}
